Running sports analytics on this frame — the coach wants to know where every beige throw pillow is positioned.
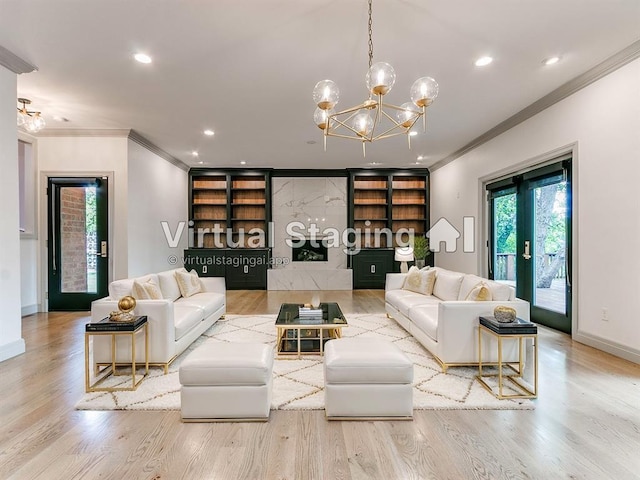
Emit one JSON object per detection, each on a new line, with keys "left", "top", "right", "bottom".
{"left": 174, "top": 269, "right": 202, "bottom": 298}
{"left": 465, "top": 281, "right": 493, "bottom": 301}
{"left": 402, "top": 266, "right": 437, "bottom": 296}
{"left": 132, "top": 278, "right": 162, "bottom": 300}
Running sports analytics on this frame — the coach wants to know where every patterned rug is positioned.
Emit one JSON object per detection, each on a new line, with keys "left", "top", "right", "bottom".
{"left": 76, "top": 313, "right": 534, "bottom": 411}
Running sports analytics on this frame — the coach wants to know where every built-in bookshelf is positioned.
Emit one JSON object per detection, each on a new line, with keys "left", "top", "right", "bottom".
{"left": 189, "top": 170, "right": 270, "bottom": 249}
{"left": 348, "top": 169, "right": 430, "bottom": 288}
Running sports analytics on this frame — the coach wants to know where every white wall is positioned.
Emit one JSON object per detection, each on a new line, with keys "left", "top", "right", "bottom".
{"left": 431, "top": 58, "right": 640, "bottom": 360}
{"left": 37, "top": 136, "right": 129, "bottom": 281}
{"left": 126, "top": 140, "right": 188, "bottom": 277}
{"left": 20, "top": 239, "right": 38, "bottom": 315}
{"left": 0, "top": 66, "right": 25, "bottom": 361}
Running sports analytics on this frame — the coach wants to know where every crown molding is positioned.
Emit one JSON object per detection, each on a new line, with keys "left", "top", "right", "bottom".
{"left": 128, "top": 130, "right": 189, "bottom": 172}
{"left": 36, "top": 128, "right": 131, "bottom": 137}
{"left": 0, "top": 45, "right": 37, "bottom": 74}
{"left": 430, "top": 39, "right": 640, "bottom": 172}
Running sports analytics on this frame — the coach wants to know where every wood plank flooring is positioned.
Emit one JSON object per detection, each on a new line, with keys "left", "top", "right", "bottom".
{"left": 1, "top": 290, "right": 639, "bottom": 479}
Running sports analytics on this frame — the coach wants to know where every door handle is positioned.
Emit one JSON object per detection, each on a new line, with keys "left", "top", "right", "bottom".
{"left": 523, "top": 240, "right": 531, "bottom": 260}
{"left": 371, "top": 265, "right": 376, "bottom": 274}
{"left": 95, "top": 241, "right": 108, "bottom": 258}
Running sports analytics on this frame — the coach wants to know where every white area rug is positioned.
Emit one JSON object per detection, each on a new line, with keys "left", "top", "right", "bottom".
{"left": 76, "top": 313, "right": 534, "bottom": 411}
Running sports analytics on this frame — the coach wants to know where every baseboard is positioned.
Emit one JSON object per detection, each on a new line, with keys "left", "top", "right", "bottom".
{"left": 574, "top": 331, "right": 640, "bottom": 365}
{"left": 21, "top": 304, "right": 38, "bottom": 316}
{"left": 0, "top": 339, "right": 26, "bottom": 362}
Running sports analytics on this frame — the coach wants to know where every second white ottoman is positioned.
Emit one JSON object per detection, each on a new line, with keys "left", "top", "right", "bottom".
{"left": 324, "top": 338, "right": 413, "bottom": 419}
{"left": 179, "top": 342, "right": 274, "bottom": 421}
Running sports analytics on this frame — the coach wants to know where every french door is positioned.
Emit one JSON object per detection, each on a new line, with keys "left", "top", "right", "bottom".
{"left": 488, "top": 159, "right": 572, "bottom": 333}
{"left": 47, "top": 177, "right": 109, "bottom": 311}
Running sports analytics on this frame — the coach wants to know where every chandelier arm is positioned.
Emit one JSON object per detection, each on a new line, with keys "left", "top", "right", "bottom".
{"left": 331, "top": 103, "right": 372, "bottom": 117}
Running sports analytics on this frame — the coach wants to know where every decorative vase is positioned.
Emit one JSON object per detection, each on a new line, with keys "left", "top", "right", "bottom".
{"left": 415, "top": 259, "right": 426, "bottom": 269}
{"left": 494, "top": 305, "right": 517, "bottom": 323}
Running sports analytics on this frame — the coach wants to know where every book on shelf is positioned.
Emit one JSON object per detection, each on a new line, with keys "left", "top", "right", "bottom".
{"left": 85, "top": 315, "right": 147, "bottom": 332}
{"left": 479, "top": 316, "right": 537, "bottom": 335}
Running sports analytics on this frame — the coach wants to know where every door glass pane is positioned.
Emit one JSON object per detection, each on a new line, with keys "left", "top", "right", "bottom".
{"left": 60, "top": 186, "right": 97, "bottom": 293}
{"left": 493, "top": 192, "right": 517, "bottom": 289}
{"left": 533, "top": 181, "right": 567, "bottom": 313}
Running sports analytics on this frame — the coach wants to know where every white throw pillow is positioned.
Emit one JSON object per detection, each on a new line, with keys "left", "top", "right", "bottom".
{"left": 486, "top": 280, "right": 514, "bottom": 301}
{"left": 465, "top": 281, "right": 493, "bottom": 301}
{"left": 402, "top": 266, "right": 437, "bottom": 296}
{"left": 432, "top": 272, "right": 465, "bottom": 300}
{"left": 132, "top": 278, "right": 162, "bottom": 300}
{"left": 174, "top": 269, "right": 203, "bottom": 298}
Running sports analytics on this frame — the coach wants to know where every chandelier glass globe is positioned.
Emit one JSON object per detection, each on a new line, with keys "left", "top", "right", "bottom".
{"left": 313, "top": 80, "right": 340, "bottom": 110}
{"left": 25, "top": 113, "right": 46, "bottom": 133}
{"left": 352, "top": 111, "right": 373, "bottom": 137}
{"left": 313, "top": 107, "right": 334, "bottom": 130}
{"left": 366, "top": 62, "right": 396, "bottom": 96}
{"left": 396, "top": 102, "right": 419, "bottom": 128}
{"left": 410, "top": 76, "right": 439, "bottom": 108}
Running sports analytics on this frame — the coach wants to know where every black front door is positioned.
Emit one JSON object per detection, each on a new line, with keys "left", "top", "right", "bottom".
{"left": 47, "top": 177, "right": 109, "bottom": 311}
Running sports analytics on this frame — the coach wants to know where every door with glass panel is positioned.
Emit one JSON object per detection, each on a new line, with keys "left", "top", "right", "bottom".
{"left": 488, "top": 159, "right": 571, "bottom": 333}
{"left": 47, "top": 177, "right": 109, "bottom": 311}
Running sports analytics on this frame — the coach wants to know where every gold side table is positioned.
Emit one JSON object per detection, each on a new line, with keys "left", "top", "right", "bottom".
{"left": 476, "top": 316, "right": 538, "bottom": 399}
{"left": 85, "top": 315, "right": 149, "bottom": 392}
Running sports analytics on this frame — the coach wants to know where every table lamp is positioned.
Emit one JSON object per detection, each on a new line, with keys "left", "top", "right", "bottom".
{"left": 395, "top": 246, "right": 414, "bottom": 273}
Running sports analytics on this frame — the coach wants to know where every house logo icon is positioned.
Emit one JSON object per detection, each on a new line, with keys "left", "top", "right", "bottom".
{"left": 426, "top": 217, "right": 475, "bottom": 253}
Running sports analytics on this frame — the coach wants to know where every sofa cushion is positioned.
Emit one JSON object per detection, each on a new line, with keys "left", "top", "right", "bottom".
{"left": 465, "top": 282, "right": 492, "bottom": 301}
{"left": 402, "top": 266, "right": 437, "bottom": 296}
{"left": 458, "top": 274, "right": 484, "bottom": 300}
{"left": 157, "top": 269, "right": 183, "bottom": 301}
{"left": 132, "top": 276, "right": 162, "bottom": 300}
{"left": 432, "top": 271, "right": 464, "bottom": 301}
{"left": 485, "top": 280, "right": 515, "bottom": 301}
{"left": 409, "top": 305, "right": 439, "bottom": 341}
{"left": 109, "top": 278, "right": 135, "bottom": 299}
{"left": 174, "top": 303, "right": 204, "bottom": 341}
{"left": 386, "top": 289, "right": 440, "bottom": 316}
{"left": 175, "top": 269, "right": 203, "bottom": 298}
{"left": 176, "top": 292, "right": 225, "bottom": 318}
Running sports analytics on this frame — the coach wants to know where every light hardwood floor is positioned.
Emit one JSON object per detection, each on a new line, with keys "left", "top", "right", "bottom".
{"left": 1, "top": 290, "right": 639, "bottom": 479}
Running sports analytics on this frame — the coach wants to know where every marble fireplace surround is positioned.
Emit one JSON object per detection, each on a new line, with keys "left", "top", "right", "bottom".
{"left": 267, "top": 177, "right": 353, "bottom": 290}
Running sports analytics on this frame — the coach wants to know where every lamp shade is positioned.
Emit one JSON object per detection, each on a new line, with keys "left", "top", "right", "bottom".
{"left": 394, "top": 246, "right": 414, "bottom": 262}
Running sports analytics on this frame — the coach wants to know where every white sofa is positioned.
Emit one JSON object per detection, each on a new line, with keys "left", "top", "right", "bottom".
{"left": 90, "top": 268, "right": 226, "bottom": 373}
{"left": 385, "top": 267, "right": 529, "bottom": 372}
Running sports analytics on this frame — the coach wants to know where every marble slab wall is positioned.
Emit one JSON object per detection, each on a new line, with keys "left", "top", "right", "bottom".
{"left": 268, "top": 177, "right": 352, "bottom": 290}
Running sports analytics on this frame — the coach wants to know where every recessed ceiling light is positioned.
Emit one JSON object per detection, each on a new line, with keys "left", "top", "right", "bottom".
{"left": 306, "top": 140, "right": 317, "bottom": 145}
{"left": 204, "top": 129, "right": 215, "bottom": 136}
{"left": 543, "top": 56, "right": 561, "bottom": 66}
{"left": 474, "top": 56, "right": 493, "bottom": 67}
{"left": 52, "top": 115, "right": 69, "bottom": 122}
{"left": 417, "top": 155, "right": 424, "bottom": 161}
{"left": 409, "top": 131, "right": 418, "bottom": 137}
{"left": 191, "top": 151, "right": 199, "bottom": 157}
{"left": 198, "top": 161, "right": 204, "bottom": 165}
{"left": 134, "top": 53, "right": 152, "bottom": 64}
{"left": 368, "top": 162, "right": 382, "bottom": 166}
{"left": 240, "top": 161, "right": 246, "bottom": 165}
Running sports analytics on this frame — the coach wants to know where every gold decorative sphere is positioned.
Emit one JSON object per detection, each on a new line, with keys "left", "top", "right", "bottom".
{"left": 118, "top": 296, "right": 137, "bottom": 314}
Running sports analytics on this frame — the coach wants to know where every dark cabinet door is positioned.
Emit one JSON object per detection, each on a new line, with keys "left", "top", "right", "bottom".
{"left": 183, "top": 249, "right": 226, "bottom": 277}
{"left": 352, "top": 249, "right": 395, "bottom": 289}
{"left": 225, "top": 249, "right": 269, "bottom": 289}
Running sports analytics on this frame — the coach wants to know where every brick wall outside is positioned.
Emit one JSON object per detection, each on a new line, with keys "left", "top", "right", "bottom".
{"left": 61, "top": 187, "right": 88, "bottom": 292}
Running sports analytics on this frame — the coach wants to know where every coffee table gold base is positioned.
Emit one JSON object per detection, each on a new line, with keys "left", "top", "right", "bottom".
{"left": 276, "top": 326, "right": 343, "bottom": 358}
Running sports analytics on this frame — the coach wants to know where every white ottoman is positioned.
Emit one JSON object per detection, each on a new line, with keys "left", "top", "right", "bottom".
{"left": 324, "top": 338, "right": 413, "bottom": 419}
{"left": 179, "top": 342, "right": 273, "bottom": 421}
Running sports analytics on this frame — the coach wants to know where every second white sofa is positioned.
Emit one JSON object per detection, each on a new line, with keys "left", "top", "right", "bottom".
{"left": 385, "top": 267, "right": 529, "bottom": 372}
{"left": 90, "top": 268, "right": 226, "bottom": 373}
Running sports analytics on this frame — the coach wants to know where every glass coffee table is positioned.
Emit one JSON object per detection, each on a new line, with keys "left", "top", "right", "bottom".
{"left": 275, "top": 303, "right": 347, "bottom": 358}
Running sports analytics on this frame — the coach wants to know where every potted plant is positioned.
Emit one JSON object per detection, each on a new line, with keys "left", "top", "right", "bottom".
{"left": 412, "top": 235, "right": 431, "bottom": 269}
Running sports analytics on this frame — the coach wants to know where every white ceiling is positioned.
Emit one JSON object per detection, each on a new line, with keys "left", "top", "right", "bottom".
{"left": 1, "top": 0, "right": 639, "bottom": 169}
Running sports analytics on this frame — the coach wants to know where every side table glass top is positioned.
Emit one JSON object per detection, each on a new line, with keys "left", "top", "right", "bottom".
{"left": 275, "top": 303, "right": 347, "bottom": 326}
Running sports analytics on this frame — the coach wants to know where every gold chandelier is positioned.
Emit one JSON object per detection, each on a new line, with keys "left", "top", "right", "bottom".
{"left": 313, "top": 0, "right": 438, "bottom": 156}
{"left": 17, "top": 98, "right": 46, "bottom": 133}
